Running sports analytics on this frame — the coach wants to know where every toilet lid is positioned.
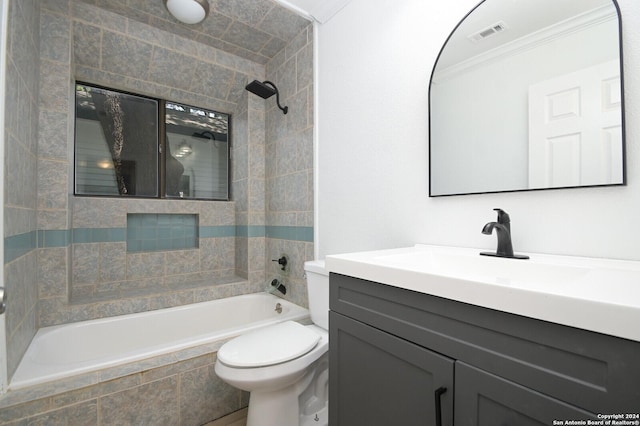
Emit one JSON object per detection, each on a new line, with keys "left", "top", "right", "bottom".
{"left": 218, "top": 321, "right": 320, "bottom": 368}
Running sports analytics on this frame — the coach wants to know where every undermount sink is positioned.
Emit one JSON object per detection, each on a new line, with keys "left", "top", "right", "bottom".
{"left": 325, "top": 244, "right": 640, "bottom": 342}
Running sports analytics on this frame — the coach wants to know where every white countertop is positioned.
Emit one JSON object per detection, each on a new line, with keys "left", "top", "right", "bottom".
{"left": 325, "top": 245, "right": 640, "bottom": 342}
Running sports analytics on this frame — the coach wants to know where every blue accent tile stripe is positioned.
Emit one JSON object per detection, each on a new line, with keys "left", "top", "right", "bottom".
{"left": 266, "top": 226, "right": 314, "bottom": 242}
{"left": 233, "top": 226, "right": 313, "bottom": 241}
{"left": 248, "top": 226, "right": 267, "bottom": 237}
{"left": 234, "top": 225, "right": 266, "bottom": 238}
{"left": 72, "top": 228, "right": 127, "bottom": 243}
{"left": 5, "top": 231, "right": 37, "bottom": 263}
{"left": 4, "top": 225, "right": 314, "bottom": 263}
{"left": 40, "top": 230, "right": 72, "bottom": 247}
{"left": 200, "top": 225, "right": 237, "bottom": 238}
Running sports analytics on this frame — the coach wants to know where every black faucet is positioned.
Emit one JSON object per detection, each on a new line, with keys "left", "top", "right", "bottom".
{"left": 481, "top": 208, "right": 529, "bottom": 259}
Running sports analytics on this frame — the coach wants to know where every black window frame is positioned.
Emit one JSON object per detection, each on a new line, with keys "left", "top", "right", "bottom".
{"left": 73, "top": 82, "right": 231, "bottom": 201}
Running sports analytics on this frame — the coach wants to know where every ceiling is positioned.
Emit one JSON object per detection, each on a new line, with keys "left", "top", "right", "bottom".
{"left": 82, "top": 0, "right": 313, "bottom": 65}
{"left": 274, "top": 0, "right": 353, "bottom": 23}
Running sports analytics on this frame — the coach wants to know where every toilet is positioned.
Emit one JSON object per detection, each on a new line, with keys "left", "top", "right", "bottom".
{"left": 214, "top": 260, "right": 329, "bottom": 426}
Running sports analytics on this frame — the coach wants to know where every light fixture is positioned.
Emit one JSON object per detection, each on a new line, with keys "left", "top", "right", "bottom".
{"left": 245, "top": 80, "right": 289, "bottom": 115}
{"left": 96, "top": 159, "right": 113, "bottom": 169}
{"left": 163, "top": 0, "right": 209, "bottom": 25}
{"left": 176, "top": 141, "right": 193, "bottom": 158}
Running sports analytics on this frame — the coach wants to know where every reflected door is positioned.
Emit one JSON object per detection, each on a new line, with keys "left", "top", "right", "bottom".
{"left": 528, "top": 60, "right": 622, "bottom": 188}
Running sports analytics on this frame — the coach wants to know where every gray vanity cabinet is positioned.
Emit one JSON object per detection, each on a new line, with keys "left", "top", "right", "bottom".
{"left": 455, "top": 362, "right": 592, "bottom": 425}
{"left": 329, "top": 273, "right": 640, "bottom": 425}
{"left": 329, "top": 311, "right": 454, "bottom": 425}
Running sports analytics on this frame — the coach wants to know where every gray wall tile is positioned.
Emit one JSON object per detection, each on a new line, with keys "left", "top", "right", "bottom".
{"left": 38, "top": 247, "right": 69, "bottom": 298}
{"left": 4, "top": 0, "right": 41, "bottom": 380}
{"left": 100, "top": 376, "right": 179, "bottom": 425}
{"left": 39, "top": 60, "right": 70, "bottom": 112}
{"left": 180, "top": 364, "right": 243, "bottom": 426}
{"left": 38, "top": 110, "right": 69, "bottom": 160}
{"left": 189, "top": 62, "right": 235, "bottom": 101}
{"left": 41, "top": 10, "right": 71, "bottom": 63}
{"left": 101, "top": 31, "right": 153, "bottom": 79}
{"left": 148, "top": 47, "right": 195, "bottom": 90}
{"left": 73, "top": 243, "right": 100, "bottom": 284}
{"left": 99, "top": 242, "right": 127, "bottom": 282}
{"left": 126, "top": 252, "right": 165, "bottom": 279}
{"left": 38, "top": 159, "right": 68, "bottom": 210}
{"left": 73, "top": 21, "right": 101, "bottom": 68}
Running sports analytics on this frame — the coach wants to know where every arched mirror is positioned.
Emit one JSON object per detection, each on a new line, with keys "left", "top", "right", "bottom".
{"left": 429, "top": 0, "right": 624, "bottom": 196}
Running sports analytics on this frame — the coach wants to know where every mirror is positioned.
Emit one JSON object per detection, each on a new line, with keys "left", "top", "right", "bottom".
{"left": 429, "top": 0, "right": 624, "bottom": 196}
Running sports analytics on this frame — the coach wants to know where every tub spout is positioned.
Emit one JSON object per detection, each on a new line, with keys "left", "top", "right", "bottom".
{"left": 267, "top": 278, "right": 286, "bottom": 295}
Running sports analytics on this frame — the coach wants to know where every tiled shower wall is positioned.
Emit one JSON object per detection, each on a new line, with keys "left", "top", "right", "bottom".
{"left": 3, "top": 0, "right": 315, "bottom": 400}
{"left": 265, "top": 25, "right": 315, "bottom": 308}
{"left": 3, "top": 0, "right": 41, "bottom": 386}
{"left": 34, "top": 0, "right": 268, "bottom": 330}
{"left": 39, "top": 198, "right": 253, "bottom": 326}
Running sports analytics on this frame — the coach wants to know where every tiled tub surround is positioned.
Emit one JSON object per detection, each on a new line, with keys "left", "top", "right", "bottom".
{"left": 28, "top": 0, "right": 315, "bottom": 325}
{"left": 13, "top": 293, "right": 308, "bottom": 389}
{"left": 31, "top": 198, "right": 315, "bottom": 327}
{"left": 32, "top": 0, "right": 276, "bottom": 333}
{"left": 4, "top": 0, "right": 314, "bottom": 411}
{"left": 3, "top": 0, "right": 41, "bottom": 396}
{"left": 37, "top": 198, "right": 250, "bottom": 327}
{"left": 0, "top": 293, "right": 309, "bottom": 424}
{"left": 263, "top": 17, "right": 315, "bottom": 311}
{"left": 0, "top": 336, "right": 245, "bottom": 425}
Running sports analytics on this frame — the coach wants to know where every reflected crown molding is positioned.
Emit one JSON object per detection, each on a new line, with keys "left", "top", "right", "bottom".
{"left": 432, "top": 5, "right": 617, "bottom": 84}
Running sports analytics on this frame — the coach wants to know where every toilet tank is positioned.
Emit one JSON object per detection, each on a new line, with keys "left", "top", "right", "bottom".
{"left": 304, "top": 260, "right": 329, "bottom": 330}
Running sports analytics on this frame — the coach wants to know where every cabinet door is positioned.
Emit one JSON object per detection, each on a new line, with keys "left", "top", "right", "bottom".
{"left": 455, "top": 362, "right": 595, "bottom": 425}
{"left": 329, "top": 311, "right": 454, "bottom": 426}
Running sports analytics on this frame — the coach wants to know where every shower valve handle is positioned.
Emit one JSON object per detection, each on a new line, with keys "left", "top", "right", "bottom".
{"left": 272, "top": 256, "right": 287, "bottom": 271}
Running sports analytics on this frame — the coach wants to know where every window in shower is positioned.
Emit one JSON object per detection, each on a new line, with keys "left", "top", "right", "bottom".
{"left": 164, "top": 102, "right": 230, "bottom": 200}
{"left": 75, "top": 84, "right": 159, "bottom": 197}
{"left": 74, "top": 83, "right": 230, "bottom": 200}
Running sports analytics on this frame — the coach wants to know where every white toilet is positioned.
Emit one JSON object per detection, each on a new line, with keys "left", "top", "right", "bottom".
{"left": 215, "top": 260, "right": 329, "bottom": 426}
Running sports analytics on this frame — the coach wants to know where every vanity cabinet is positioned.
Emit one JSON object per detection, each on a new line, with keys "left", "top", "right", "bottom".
{"left": 329, "top": 273, "right": 640, "bottom": 425}
{"left": 330, "top": 312, "right": 454, "bottom": 425}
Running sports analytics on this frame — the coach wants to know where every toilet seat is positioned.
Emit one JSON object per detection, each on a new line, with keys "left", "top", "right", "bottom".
{"left": 218, "top": 321, "right": 320, "bottom": 368}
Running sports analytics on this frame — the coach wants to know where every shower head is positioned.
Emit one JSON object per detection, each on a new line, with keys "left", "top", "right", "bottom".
{"left": 245, "top": 80, "right": 288, "bottom": 114}
{"left": 192, "top": 131, "right": 216, "bottom": 140}
{"left": 246, "top": 80, "right": 276, "bottom": 99}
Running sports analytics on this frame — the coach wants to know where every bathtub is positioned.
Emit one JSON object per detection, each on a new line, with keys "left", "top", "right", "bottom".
{"left": 10, "top": 293, "right": 309, "bottom": 390}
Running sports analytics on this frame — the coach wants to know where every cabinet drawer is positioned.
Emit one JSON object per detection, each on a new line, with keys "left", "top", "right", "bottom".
{"left": 330, "top": 273, "right": 640, "bottom": 413}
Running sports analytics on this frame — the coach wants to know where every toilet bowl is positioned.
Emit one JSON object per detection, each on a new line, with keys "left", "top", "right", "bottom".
{"left": 214, "top": 260, "right": 329, "bottom": 426}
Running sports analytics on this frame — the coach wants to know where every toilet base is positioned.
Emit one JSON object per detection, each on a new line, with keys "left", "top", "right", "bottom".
{"left": 246, "top": 354, "right": 328, "bottom": 426}
{"left": 246, "top": 387, "right": 300, "bottom": 426}
{"left": 300, "top": 405, "right": 328, "bottom": 426}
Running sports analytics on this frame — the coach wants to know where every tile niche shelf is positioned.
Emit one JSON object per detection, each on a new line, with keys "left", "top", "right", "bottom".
{"left": 126, "top": 213, "right": 198, "bottom": 252}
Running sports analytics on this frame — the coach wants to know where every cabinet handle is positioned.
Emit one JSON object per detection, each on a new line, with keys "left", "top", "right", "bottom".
{"left": 434, "top": 386, "right": 447, "bottom": 426}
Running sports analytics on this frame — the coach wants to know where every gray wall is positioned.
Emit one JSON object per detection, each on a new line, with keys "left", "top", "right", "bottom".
{"left": 36, "top": 0, "right": 265, "bottom": 328}
{"left": 265, "top": 25, "right": 315, "bottom": 307}
{"left": 3, "top": 0, "right": 314, "bottom": 383}
{"left": 3, "top": 0, "right": 40, "bottom": 385}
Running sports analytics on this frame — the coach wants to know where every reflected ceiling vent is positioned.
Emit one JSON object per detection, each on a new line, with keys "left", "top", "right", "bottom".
{"left": 468, "top": 21, "right": 507, "bottom": 42}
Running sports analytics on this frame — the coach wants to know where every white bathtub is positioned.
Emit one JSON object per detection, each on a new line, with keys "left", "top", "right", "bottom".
{"left": 10, "top": 293, "right": 309, "bottom": 390}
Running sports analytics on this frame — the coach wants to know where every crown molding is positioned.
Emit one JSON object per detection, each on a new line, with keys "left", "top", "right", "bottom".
{"left": 432, "top": 5, "right": 617, "bottom": 84}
